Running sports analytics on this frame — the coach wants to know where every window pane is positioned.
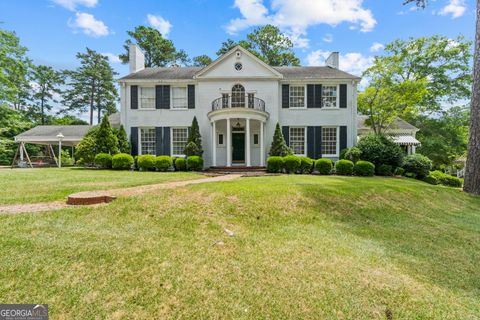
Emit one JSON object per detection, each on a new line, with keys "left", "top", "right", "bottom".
{"left": 140, "top": 128, "right": 156, "bottom": 155}
{"left": 172, "top": 128, "right": 188, "bottom": 155}
{"left": 172, "top": 87, "right": 187, "bottom": 109}
{"left": 218, "top": 134, "right": 224, "bottom": 145}
{"left": 322, "top": 127, "right": 337, "bottom": 155}
{"left": 289, "top": 127, "right": 305, "bottom": 155}
{"left": 289, "top": 86, "right": 305, "bottom": 108}
{"left": 231, "top": 84, "right": 245, "bottom": 108}
{"left": 253, "top": 134, "right": 259, "bottom": 145}
{"left": 322, "top": 86, "right": 337, "bottom": 108}
{"left": 140, "top": 87, "right": 155, "bottom": 109}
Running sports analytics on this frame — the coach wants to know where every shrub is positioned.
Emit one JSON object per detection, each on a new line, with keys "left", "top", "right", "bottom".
{"left": 283, "top": 155, "right": 301, "bottom": 174}
{"left": 269, "top": 123, "right": 293, "bottom": 157}
{"left": 112, "top": 153, "right": 134, "bottom": 170}
{"left": 137, "top": 154, "right": 157, "bottom": 171}
{"left": 267, "top": 156, "right": 284, "bottom": 173}
{"left": 335, "top": 159, "right": 354, "bottom": 175}
{"left": 429, "top": 170, "right": 463, "bottom": 187}
{"left": 174, "top": 157, "right": 186, "bottom": 171}
{"left": 354, "top": 160, "right": 375, "bottom": 176}
{"left": 187, "top": 156, "right": 203, "bottom": 171}
{"left": 133, "top": 156, "right": 139, "bottom": 170}
{"left": 298, "top": 156, "right": 314, "bottom": 174}
{"left": 94, "top": 153, "right": 112, "bottom": 169}
{"left": 155, "top": 155, "right": 173, "bottom": 172}
{"left": 343, "top": 147, "right": 362, "bottom": 163}
{"left": 423, "top": 175, "right": 439, "bottom": 185}
{"left": 402, "top": 154, "right": 432, "bottom": 179}
{"left": 356, "top": 134, "right": 404, "bottom": 168}
{"left": 377, "top": 164, "right": 393, "bottom": 176}
{"left": 394, "top": 167, "right": 405, "bottom": 176}
{"left": 315, "top": 158, "right": 333, "bottom": 175}
{"left": 405, "top": 172, "right": 417, "bottom": 179}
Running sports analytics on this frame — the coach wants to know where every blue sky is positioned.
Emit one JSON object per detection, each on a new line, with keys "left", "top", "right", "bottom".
{"left": 0, "top": 0, "right": 475, "bottom": 79}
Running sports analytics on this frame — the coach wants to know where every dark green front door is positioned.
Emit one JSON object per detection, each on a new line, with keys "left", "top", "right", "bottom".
{"left": 232, "top": 132, "right": 245, "bottom": 162}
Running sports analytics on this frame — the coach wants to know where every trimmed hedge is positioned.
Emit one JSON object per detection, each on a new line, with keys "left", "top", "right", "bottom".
{"left": 402, "top": 154, "right": 432, "bottom": 179}
{"left": 342, "top": 147, "right": 362, "bottom": 163}
{"left": 155, "top": 155, "right": 173, "bottom": 172}
{"left": 356, "top": 134, "right": 404, "bottom": 168}
{"left": 354, "top": 160, "right": 375, "bottom": 176}
{"left": 94, "top": 153, "right": 112, "bottom": 169}
{"left": 267, "top": 156, "right": 284, "bottom": 173}
{"left": 428, "top": 170, "right": 463, "bottom": 187}
{"left": 112, "top": 153, "right": 134, "bottom": 170}
{"left": 174, "top": 158, "right": 186, "bottom": 171}
{"left": 315, "top": 158, "right": 333, "bottom": 175}
{"left": 377, "top": 164, "right": 393, "bottom": 176}
{"left": 298, "top": 157, "right": 314, "bottom": 174}
{"left": 394, "top": 167, "right": 405, "bottom": 176}
{"left": 283, "top": 155, "right": 301, "bottom": 174}
{"left": 335, "top": 159, "right": 354, "bottom": 175}
{"left": 187, "top": 156, "right": 203, "bottom": 171}
{"left": 137, "top": 154, "right": 156, "bottom": 171}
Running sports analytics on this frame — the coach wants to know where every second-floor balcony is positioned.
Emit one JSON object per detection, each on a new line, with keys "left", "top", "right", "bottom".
{"left": 212, "top": 94, "right": 266, "bottom": 112}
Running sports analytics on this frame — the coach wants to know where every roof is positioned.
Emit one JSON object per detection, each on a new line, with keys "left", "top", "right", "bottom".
{"left": 119, "top": 67, "right": 203, "bottom": 80}
{"left": 392, "top": 135, "right": 421, "bottom": 146}
{"left": 357, "top": 115, "right": 418, "bottom": 131}
{"left": 15, "top": 125, "right": 92, "bottom": 146}
{"left": 273, "top": 66, "right": 360, "bottom": 80}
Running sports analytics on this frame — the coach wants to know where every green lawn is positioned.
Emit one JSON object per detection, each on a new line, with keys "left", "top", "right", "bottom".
{"left": 0, "top": 174, "right": 479, "bottom": 319}
{"left": 0, "top": 168, "right": 201, "bottom": 204}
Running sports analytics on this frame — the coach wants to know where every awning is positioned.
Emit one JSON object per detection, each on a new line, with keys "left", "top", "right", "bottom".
{"left": 14, "top": 125, "right": 92, "bottom": 147}
{"left": 392, "top": 135, "right": 421, "bottom": 146}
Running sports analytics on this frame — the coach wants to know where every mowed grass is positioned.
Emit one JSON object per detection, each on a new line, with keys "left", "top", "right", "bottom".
{"left": 0, "top": 168, "right": 201, "bottom": 204}
{"left": 0, "top": 175, "right": 479, "bottom": 319}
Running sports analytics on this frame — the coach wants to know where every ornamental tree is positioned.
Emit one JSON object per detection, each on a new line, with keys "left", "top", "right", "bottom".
{"left": 269, "top": 122, "right": 292, "bottom": 157}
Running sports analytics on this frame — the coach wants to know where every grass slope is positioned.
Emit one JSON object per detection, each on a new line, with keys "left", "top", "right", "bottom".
{"left": 0, "top": 175, "right": 479, "bottom": 319}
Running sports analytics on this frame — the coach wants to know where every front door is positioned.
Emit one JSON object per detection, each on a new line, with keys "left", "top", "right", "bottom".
{"left": 232, "top": 132, "right": 245, "bottom": 163}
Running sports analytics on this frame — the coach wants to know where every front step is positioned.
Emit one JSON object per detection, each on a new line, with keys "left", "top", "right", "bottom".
{"left": 208, "top": 166, "right": 266, "bottom": 174}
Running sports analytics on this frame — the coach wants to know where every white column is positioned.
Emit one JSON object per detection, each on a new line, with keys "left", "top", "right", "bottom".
{"left": 260, "top": 121, "right": 265, "bottom": 166}
{"left": 412, "top": 145, "right": 416, "bottom": 154}
{"left": 20, "top": 143, "right": 24, "bottom": 161}
{"left": 212, "top": 121, "right": 217, "bottom": 167}
{"left": 246, "top": 118, "right": 251, "bottom": 166}
{"left": 58, "top": 141, "right": 62, "bottom": 168}
{"left": 226, "top": 118, "right": 231, "bottom": 166}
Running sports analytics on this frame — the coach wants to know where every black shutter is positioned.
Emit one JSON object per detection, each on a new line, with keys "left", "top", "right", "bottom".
{"left": 307, "top": 85, "right": 314, "bottom": 108}
{"left": 307, "top": 127, "right": 315, "bottom": 158}
{"left": 163, "top": 127, "right": 171, "bottom": 155}
{"left": 130, "top": 86, "right": 138, "bottom": 109}
{"left": 282, "top": 126, "right": 290, "bottom": 146}
{"left": 162, "top": 85, "right": 170, "bottom": 109}
{"left": 188, "top": 85, "right": 195, "bottom": 109}
{"left": 315, "top": 126, "right": 322, "bottom": 158}
{"left": 339, "top": 84, "right": 347, "bottom": 108}
{"left": 155, "top": 127, "right": 163, "bottom": 155}
{"left": 315, "top": 84, "right": 322, "bottom": 108}
{"left": 155, "top": 86, "right": 163, "bottom": 109}
{"left": 340, "top": 126, "right": 347, "bottom": 152}
{"left": 130, "top": 127, "right": 138, "bottom": 156}
{"left": 282, "top": 84, "right": 290, "bottom": 108}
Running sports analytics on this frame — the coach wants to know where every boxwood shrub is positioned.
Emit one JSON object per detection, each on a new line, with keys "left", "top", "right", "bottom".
{"left": 283, "top": 155, "right": 301, "bottom": 174}
{"left": 342, "top": 147, "right": 362, "bottom": 163}
{"left": 267, "top": 156, "right": 284, "bottom": 173}
{"left": 298, "top": 156, "right": 314, "bottom": 174}
{"left": 112, "top": 153, "right": 134, "bottom": 170}
{"left": 353, "top": 160, "right": 375, "bottom": 176}
{"left": 94, "top": 153, "right": 112, "bottom": 169}
{"left": 394, "top": 167, "right": 405, "bottom": 176}
{"left": 155, "top": 155, "right": 173, "bottom": 172}
{"left": 137, "top": 154, "right": 156, "bottom": 171}
{"left": 335, "top": 159, "right": 354, "bottom": 175}
{"left": 429, "top": 170, "right": 462, "bottom": 188}
{"left": 315, "top": 158, "right": 333, "bottom": 175}
{"left": 356, "top": 134, "right": 404, "bottom": 168}
{"left": 174, "top": 157, "right": 186, "bottom": 171}
{"left": 187, "top": 156, "right": 203, "bottom": 171}
{"left": 377, "top": 164, "right": 393, "bottom": 176}
{"left": 402, "top": 154, "right": 432, "bottom": 179}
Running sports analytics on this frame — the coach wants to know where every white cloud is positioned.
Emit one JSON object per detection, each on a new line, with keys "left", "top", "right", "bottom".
{"left": 52, "top": 0, "right": 97, "bottom": 11}
{"left": 69, "top": 12, "right": 109, "bottom": 37}
{"left": 370, "top": 42, "right": 384, "bottom": 52}
{"left": 226, "top": 0, "right": 376, "bottom": 48}
{"left": 439, "top": 0, "right": 466, "bottom": 18}
{"left": 147, "top": 14, "right": 172, "bottom": 37}
{"left": 306, "top": 50, "right": 373, "bottom": 77}
{"left": 323, "top": 33, "right": 333, "bottom": 43}
{"left": 102, "top": 53, "right": 121, "bottom": 63}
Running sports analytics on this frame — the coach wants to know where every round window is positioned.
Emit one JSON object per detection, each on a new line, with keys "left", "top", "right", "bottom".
{"left": 234, "top": 62, "right": 243, "bottom": 71}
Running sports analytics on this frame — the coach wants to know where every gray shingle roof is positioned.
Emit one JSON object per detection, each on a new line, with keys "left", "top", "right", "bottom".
{"left": 119, "top": 67, "right": 203, "bottom": 80}
{"left": 15, "top": 125, "right": 92, "bottom": 146}
{"left": 357, "top": 115, "right": 418, "bottom": 131}
{"left": 273, "top": 66, "right": 360, "bottom": 80}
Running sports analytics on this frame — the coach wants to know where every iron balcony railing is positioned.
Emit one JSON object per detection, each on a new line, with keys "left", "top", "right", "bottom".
{"left": 211, "top": 95, "right": 266, "bottom": 112}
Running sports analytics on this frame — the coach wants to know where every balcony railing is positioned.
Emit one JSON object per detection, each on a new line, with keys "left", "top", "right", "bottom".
{"left": 211, "top": 95, "right": 266, "bottom": 112}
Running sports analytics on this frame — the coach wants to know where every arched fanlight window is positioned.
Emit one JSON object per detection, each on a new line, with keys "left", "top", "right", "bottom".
{"left": 231, "top": 84, "right": 245, "bottom": 108}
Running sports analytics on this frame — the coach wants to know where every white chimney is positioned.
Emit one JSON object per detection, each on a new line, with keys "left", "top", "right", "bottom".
{"left": 129, "top": 44, "right": 145, "bottom": 73}
{"left": 325, "top": 52, "right": 339, "bottom": 69}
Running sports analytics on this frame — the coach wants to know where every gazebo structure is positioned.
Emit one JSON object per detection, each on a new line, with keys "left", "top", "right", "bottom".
{"left": 12, "top": 125, "right": 92, "bottom": 168}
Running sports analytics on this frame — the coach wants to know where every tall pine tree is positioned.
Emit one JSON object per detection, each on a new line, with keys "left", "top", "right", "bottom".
{"left": 29, "top": 65, "right": 64, "bottom": 124}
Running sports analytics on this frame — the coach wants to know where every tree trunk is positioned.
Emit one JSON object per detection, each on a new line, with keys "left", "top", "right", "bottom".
{"left": 40, "top": 98, "right": 45, "bottom": 125}
{"left": 89, "top": 83, "right": 95, "bottom": 125}
{"left": 464, "top": 0, "right": 480, "bottom": 195}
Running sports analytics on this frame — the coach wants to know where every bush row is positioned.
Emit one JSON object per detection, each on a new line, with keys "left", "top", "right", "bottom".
{"left": 424, "top": 170, "right": 462, "bottom": 188}
{"left": 93, "top": 153, "right": 203, "bottom": 171}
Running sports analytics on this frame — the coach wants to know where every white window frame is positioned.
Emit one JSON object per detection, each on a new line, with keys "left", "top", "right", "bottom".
{"left": 171, "top": 127, "right": 189, "bottom": 157}
{"left": 321, "top": 126, "right": 339, "bottom": 157}
{"left": 289, "top": 126, "right": 307, "bottom": 156}
{"left": 253, "top": 132, "right": 259, "bottom": 146}
{"left": 322, "top": 85, "right": 339, "bottom": 109}
{"left": 139, "top": 87, "right": 156, "bottom": 110}
{"left": 138, "top": 127, "right": 156, "bottom": 155}
{"left": 217, "top": 132, "right": 224, "bottom": 146}
{"left": 289, "top": 85, "right": 306, "bottom": 109}
{"left": 171, "top": 86, "right": 188, "bottom": 110}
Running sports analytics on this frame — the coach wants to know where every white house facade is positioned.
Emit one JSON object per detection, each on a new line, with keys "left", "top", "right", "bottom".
{"left": 118, "top": 45, "right": 361, "bottom": 168}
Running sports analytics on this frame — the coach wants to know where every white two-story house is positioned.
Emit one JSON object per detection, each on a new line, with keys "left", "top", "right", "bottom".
{"left": 118, "top": 44, "right": 361, "bottom": 168}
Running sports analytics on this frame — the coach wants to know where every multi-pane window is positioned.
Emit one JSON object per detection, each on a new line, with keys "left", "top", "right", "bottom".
{"left": 322, "top": 85, "right": 338, "bottom": 108}
{"left": 322, "top": 127, "right": 338, "bottom": 155}
{"left": 289, "top": 86, "right": 305, "bottom": 108}
{"left": 172, "top": 128, "right": 188, "bottom": 156}
{"left": 140, "top": 128, "right": 155, "bottom": 155}
{"left": 231, "top": 84, "right": 245, "bottom": 108}
{"left": 289, "top": 127, "right": 306, "bottom": 156}
{"left": 140, "top": 87, "right": 155, "bottom": 109}
{"left": 172, "top": 87, "right": 187, "bottom": 109}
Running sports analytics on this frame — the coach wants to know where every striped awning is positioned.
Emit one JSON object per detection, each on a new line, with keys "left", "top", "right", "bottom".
{"left": 392, "top": 135, "right": 421, "bottom": 146}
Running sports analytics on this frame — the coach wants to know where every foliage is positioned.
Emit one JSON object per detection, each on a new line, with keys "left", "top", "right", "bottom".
{"left": 315, "top": 158, "right": 333, "bottom": 175}
{"left": 137, "top": 154, "right": 157, "bottom": 171}
{"left": 112, "top": 153, "right": 134, "bottom": 170}
{"left": 335, "top": 160, "right": 354, "bottom": 176}
{"left": 394, "top": 167, "right": 405, "bottom": 176}
{"left": 356, "top": 134, "right": 404, "bottom": 168}
{"left": 342, "top": 147, "right": 362, "bottom": 163}
{"left": 283, "top": 155, "right": 301, "bottom": 174}
{"left": 184, "top": 116, "right": 203, "bottom": 157}
{"left": 75, "top": 133, "right": 97, "bottom": 166}
{"left": 0, "top": 104, "right": 34, "bottom": 165}
{"left": 377, "top": 164, "right": 393, "bottom": 176}
{"left": 266, "top": 156, "right": 284, "bottom": 173}
{"left": 354, "top": 161, "right": 375, "bottom": 176}
{"left": 116, "top": 125, "right": 131, "bottom": 154}
{"left": 61, "top": 150, "right": 74, "bottom": 166}
{"left": 186, "top": 156, "right": 203, "bottom": 171}
{"left": 155, "top": 155, "right": 173, "bottom": 172}
{"left": 192, "top": 55, "right": 213, "bottom": 67}
{"left": 429, "top": 170, "right": 463, "bottom": 188}
{"left": 269, "top": 123, "right": 292, "bottom": 157}
{"left": 402, "top": 154, "right": 432, "bottom": 179}
{"left": 96, "top": 115, "right": 118, "bottom": 154}
{"left": 174, "top": 157, "right": 186, "bottom": 171}
{"left": 94, "top": 153, "right": 112, "bottom": 169}
{"left": 298, "top": 157, "right": 314, "bottom": 174}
